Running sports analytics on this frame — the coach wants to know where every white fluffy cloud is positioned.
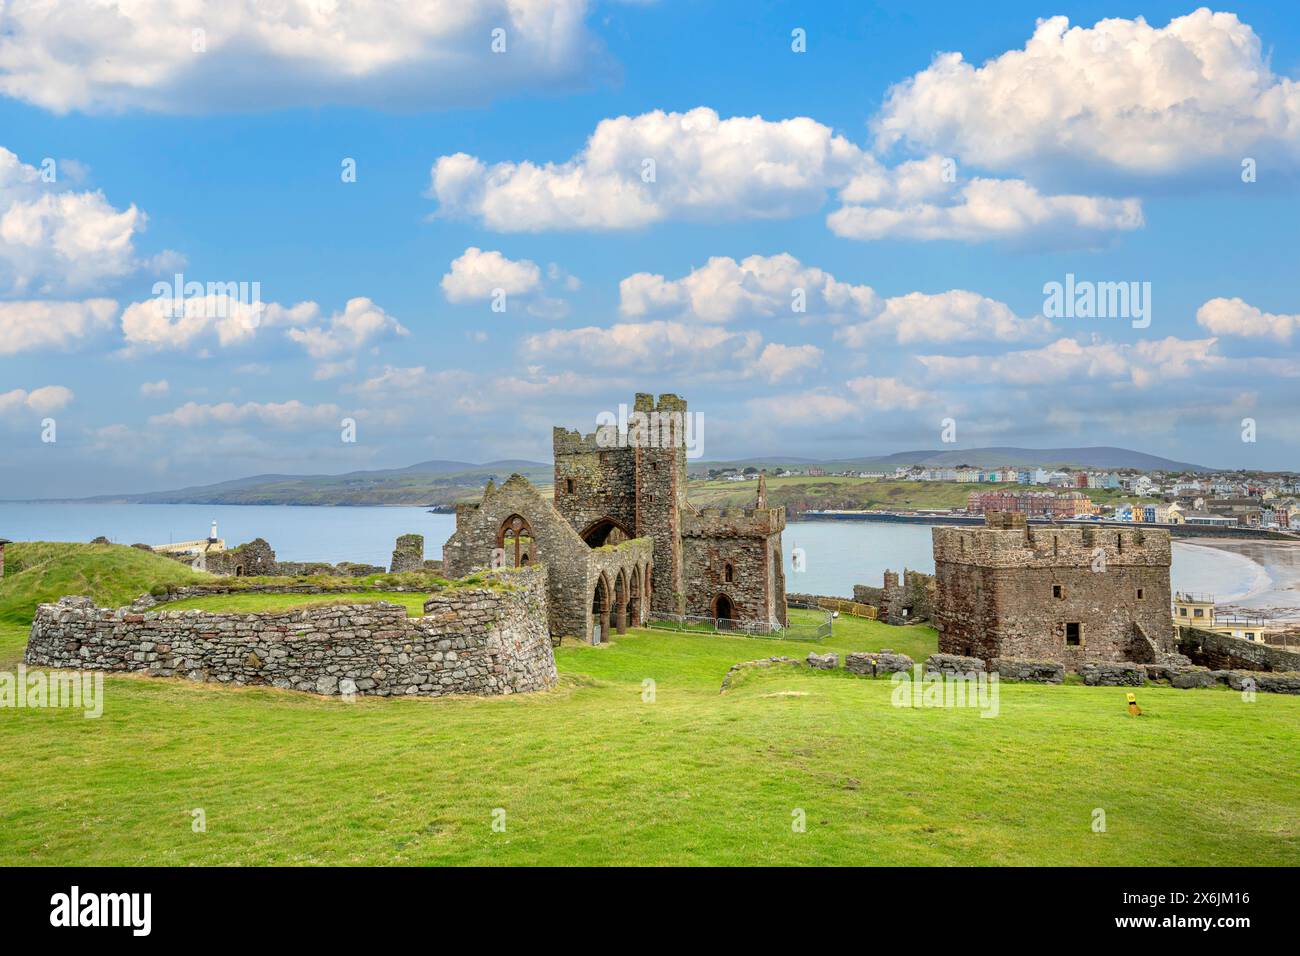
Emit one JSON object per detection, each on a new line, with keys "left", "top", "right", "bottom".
{"left": 284, "top": 297, "right": 409, "bottom": 359}
{"left": 120, "top": 294, "right": 312, "bottom": 352}
{"left": 0, "top": 147, "right": 149, "bottom": 293}
{"left": 748, "top": 376, "right": 935, "bottom": 426}
{"left": 873, "top": 9, "right": 1300, "bottom": 176}
{"left": 431, "top": 107, "right": 864, "bottom": 231}
{"left": 836, "top": 289, "right": 1055, "bottom": 347}
{"left": 522, "top": 319, "right": 762, "bottom": 371}
{"left": 441, "top": 247, "right": 542, "bottom": 303}
{"left": 139, "top": 379, "right": 170, "bottom": 397}
{"left": 916, "top": 336, "right": 1221, "bottom": 389}
{"left": 619, "top": 253, "right": 879, "bottom": 323}
{"left": 754, "top": 343, "right": 823, "bottom": 383}
{"left": 0, "top": 0, "right": 611, "bottom": 114}
{"left": 828, "top": 176, "right": 1142, "bottom": 242}
{"left": 1197, "top": 297, "right": 1299, "bottom": 341}
{"left": 149, "top": 400, "right": 342, "bottom": 430}
{"left": 119, "top": 293, "right": 405, "bottom": 366}
{"left": 520, "top": 318, "right": 819, "bottom": 383}
{"left": 0, "top": 298, "right": 117, "bottom": 354}
{"left": 431, "top": 107, "right": 1143, "bottom": 243}
{"left": 0, "top": 385, "right": 74, "bottom": 418}
{"left": 618, "top": 253, "right": 1053, "bottom": 347}
{"left": 440, "top": 248, "right": 576, "bottom": 318}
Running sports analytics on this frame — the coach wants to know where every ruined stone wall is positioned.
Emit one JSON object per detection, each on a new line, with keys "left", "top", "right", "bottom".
{"left": 159, "top": 537, "right": 377, "bottom": 578}
{"left": 25, "top": 568, "right": 556, "bottom": 699}
{"left": 932, "top": 523, "right": 1175, "bottom": 666}
{"left": 853, "top": 569, "right": 934, "bottom": 625}
{"left": 272, "top": 561, "right": 386, "bottom": 578}
{"left": 443, "top": 474, "right": 595, "bottom": 640}
{"left": 148, "top": 581, "right": 444, "bottom": 604}
{"left": 681, "top": 504, "right": 786, "bottom": 625}
{"left": 552, "top": 430, "right": 639, "bottom": 541}
{"left": 205, "top": 538, "right": 277, "bottom": 576}
{"left": 390, "top": 534, "right": 425, "bottom": 573}
{"left": 587, "top": 538, "right": 655, "bottom": 640}
{"left": 1177, "top": 625, "right": 1300, "bottom": 672}
{"left": 551, "top": 393, "right": 688, "bottom": 617}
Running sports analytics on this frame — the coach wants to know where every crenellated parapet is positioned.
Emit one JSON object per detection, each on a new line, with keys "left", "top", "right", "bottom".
{"left": 682, "top": 506, "right": 785, "bottom": 539}
{"left": 933, "top": 523, "right": 1171, "bottom": 569}
{"left": 552, "top": 426, "right": 608, "bottom": 456}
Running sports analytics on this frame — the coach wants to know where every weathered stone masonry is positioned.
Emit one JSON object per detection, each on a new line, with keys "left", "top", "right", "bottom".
{"left": 445, "top": 392, "right": 785, "bottom": 641}
{"left": 932, "top": 511, "right": 1176, "bottom": 667}
{"left": 25, "top": 566, "right": 557, "bottom": 698}
{"left": 443, "top": 473, "right": 653, "bottom": 644}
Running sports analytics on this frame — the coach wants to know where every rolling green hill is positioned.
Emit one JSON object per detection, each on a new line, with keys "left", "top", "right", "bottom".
{"left": 62, "top": 460, "right": 553, "bottom": 508}
{"left": 0, "top": 542, "right": 208, "bottom": 632}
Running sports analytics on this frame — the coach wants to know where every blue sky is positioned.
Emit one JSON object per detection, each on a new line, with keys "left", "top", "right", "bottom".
{"left": 1, "top": 1, "right": 1299, "bottom": 497}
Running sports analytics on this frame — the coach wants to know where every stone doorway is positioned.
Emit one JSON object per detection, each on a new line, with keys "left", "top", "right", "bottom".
{"left": 712, "top": 593, "right": 736, "bottom": 629}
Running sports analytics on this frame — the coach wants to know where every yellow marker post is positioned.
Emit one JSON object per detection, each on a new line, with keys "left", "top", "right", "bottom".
{"left": 1127, "top": 692, "right": 1142, "bottom": 717}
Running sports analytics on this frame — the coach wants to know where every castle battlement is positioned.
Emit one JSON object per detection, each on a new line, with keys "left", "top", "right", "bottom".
{"left": 554, "top": 394, "right": 694, "bottom": 459}
{"left": 932, "top": 524, "right": 1171, "bottom": 569}
{"left": 552, "top": 426, "right": 609, "bottom": 456}
{"left": 682, "top": 506, "right": 785, "bottom": 539}
{"left": 634, "top": 392, "right": 687, "bottom": 414}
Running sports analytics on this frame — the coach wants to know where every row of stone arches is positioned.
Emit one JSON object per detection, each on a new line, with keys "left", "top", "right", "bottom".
{"left": 591, "top": 564, "right": 651, "bottom": 643}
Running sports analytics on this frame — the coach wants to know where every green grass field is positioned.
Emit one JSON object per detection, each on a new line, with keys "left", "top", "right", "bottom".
{"left": 0, "top": 543, "right": 1297, "bottom": 865}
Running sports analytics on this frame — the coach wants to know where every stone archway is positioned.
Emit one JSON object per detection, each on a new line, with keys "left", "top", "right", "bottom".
{"left": 579, "top": 516, "right": 633, "bottom": 548}
{"left": 712, "top": 593, "right": 736, "bottom": 629}
{"left": 627, "top": 564, "right": 642, "bottom": 627}
{"left": 614, "top": 569, "right": 629, "bottom": 635}
{"left": 591, "top": 573, "right": 612, "bottom": 643}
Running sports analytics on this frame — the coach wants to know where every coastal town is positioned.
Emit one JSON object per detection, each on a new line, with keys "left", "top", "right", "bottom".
{"left": 699, "top": 464, "right": 1300, "bottom": 532}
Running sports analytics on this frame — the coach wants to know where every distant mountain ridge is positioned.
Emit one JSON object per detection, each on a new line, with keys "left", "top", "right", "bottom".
{"left": 59, "top": 460, "right": 553, "bottom": 508}
{"left": 696, "top": 446, "right": 1213, "bottom": 474}
{"left": 833, "top": 446, "right": 1213, "bottom": 472}
{"left": 22, "top": 445, "right": 1212, "bottom": 507}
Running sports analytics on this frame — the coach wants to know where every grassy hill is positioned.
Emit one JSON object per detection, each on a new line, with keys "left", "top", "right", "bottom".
{"left": 0, "top": 546, "right": 1296, "bottom": 865}
{"left": 0, "top": 542, "right": 207, "bottom": 629}
{"left": 66, "top": 460, "right": 553, "bottom": 507}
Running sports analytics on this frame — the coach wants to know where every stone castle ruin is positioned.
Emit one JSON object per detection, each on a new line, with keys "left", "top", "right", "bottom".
{"left": 854, "top": 569, "right": 935, "bottom": 625}
{"left": 152, "top": 528, "right": 440, "bottom": 578}
{"left": 932, "top": 511, "right": 1177, "bottom": 667}
{"left": 27, "top": 567, "right": 556, "bottom": 699}
{"left": 443, "top": 393, "right": 787, "bottom": 642}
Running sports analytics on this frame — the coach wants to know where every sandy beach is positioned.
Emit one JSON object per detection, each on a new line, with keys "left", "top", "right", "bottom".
{"left": 1175, "top": 537, "right": 1300, "bottom": 623}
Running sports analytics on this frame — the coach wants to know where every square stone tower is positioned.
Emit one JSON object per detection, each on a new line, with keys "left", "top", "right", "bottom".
{"left": 553, "top": 393, "right": 688, "bottom": 616}
{"left": 932, "top": 512, "right": 1175, "bottom": 667}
